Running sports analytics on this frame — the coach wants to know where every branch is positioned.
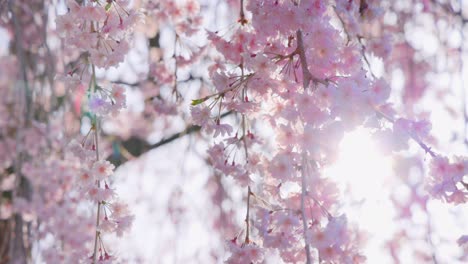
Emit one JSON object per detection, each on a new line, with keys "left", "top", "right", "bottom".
{"left": 297, "top": 29, "right": 312, "bottom": 264}
{"left": 238, "top": 0, "right": 248, "bottom": 25}
{"left": 295, "top": 30, "right": 330, "bottom": 89}
{"left": 300, "top": 153, "right": 312, "bottom": 264}
{"left": 92, "top": 122, "right": 102, "bottom": 264}
{"left": 109, "top": 111, "right": 233, "bottom": 166}
{"left": 244, "top": 186, "right": 252, "bottom": 244}
{"left": 375, "top": 109, "right": 437, "bottom": 158}
{"left": 150, "top": 111, "right": 233, "bottom": 149}
{"left": 112, "top": 74, "right": 205, "bottom": 87}
{"left": 150, "top": 122, "right": 202, "bottom": 149}
{"left": 296, "top": 30, "right": 312, "bottom": 89}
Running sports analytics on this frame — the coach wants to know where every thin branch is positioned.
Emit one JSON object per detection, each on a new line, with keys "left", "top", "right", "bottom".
{"left": 244, "top": 186, "right": 252, "bottom": 244}
{"left": 375, "top": 109, "right": 437, "bottom": 158}
{"left": 152, "top": 111, "right": 233, "bottom": 149}
{"left": 172, "top": 33, "right": 181, "bottom": 100}
{"left": 295, "top": 30, "right": 330, "bottom": 89}
{"left": 300, "top": 153, "right": 312, "bottom": 264}
{"left": 238, "top": 0, "right": 247, "bottom": 25}
{"left": 92, "top": 122, "right": 102, "bottom": 264}
{"left": 459, "top": 0, "right": 468, "bottom": 148}
{"left": 240, "top": 63, "right": 249, "bottom": 159}
{"left": 296, "top": 30, "right": 312, "bottom": 89}
{"left": 297, "top": 29, "right": 312, "bottom": 264}
{"left": 357, "top": 36, "right": 377, "bottom": 79}
{"left": 333, "top": 6, "right": 352, "bottom": 44}
{"left": 112, "top": 75, "right": 206, "bottom": 89}
{"left": 107, "top": 111, "right": 234, "bottom": 166}
{"left": 91, "top": 64, "right": 101, "bottom": 264}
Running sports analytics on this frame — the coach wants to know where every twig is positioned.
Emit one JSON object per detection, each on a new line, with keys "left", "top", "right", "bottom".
{"left": 300, "top": 153, "right": 312, "bottom": 264}
{"left": 238, "top": 0, "right": 247, "bottom": 25}
{"left": 172, "top": 34, "right": 181, "bottom": 100}
{"left": 240, "top": 63, "right": 249, "bottom": 159}
{"left": 92, "top": 121, "right": 102, "bottom": 264}
{"left": 295, "top": 28, "right": 313, "bottom": 264}
{"left": 296, "top": 30, "right": 312, "bottom": 89}
{"left": 459, "top": 0, "right": 468, "bottom": 148}
{"left": 375, "top": 109, "right": 437, "bottom": 158}
{"left": 244, "top": 186, "right": 252, "bottom": 244}
{"left": 357, "top": 36, "right": 377, "bottom": 79}
{"left": 91, "top": 64, "right": 102, "bottom": 264}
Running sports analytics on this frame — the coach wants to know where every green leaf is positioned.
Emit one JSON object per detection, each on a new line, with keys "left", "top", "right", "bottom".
{"left": 191, "top": 97, "right": 208, "bottom": 106}
{"left": 105, "top": 3, "right": 112, "bottom": 11}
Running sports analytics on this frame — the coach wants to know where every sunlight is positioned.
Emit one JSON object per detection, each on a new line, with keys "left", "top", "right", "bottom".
{"left": 326, "top": 127, "right": 393, "bottom": 200}
{"left": 324, "top": 127, "right": 396, "bottom": 262}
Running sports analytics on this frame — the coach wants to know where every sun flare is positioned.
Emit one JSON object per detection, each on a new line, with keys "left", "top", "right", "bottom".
{"left": 326, "top": 128, "right": 393, "bottom": 200}
{"left": 325, "top": 128, "right": 396, "bottom": 262}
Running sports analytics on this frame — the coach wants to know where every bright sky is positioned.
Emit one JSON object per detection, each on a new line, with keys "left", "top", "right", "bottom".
{"left": 325, "top": 128, "right": 397, "bottom": 263}
{"left": 325, "top": 128, "right": 467, "bottom": 263}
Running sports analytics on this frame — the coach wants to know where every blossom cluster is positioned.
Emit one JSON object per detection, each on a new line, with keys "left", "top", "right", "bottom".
{"left": 190, "top": 0, "right": 468, "bottom": 262}
{"left": 56, "top": 0, "right": 139, "bottom": 69}
{"left": 88, "top": 84, "right": 126, "bottom": 116}
{"left": 189, "top": 0, "right": 381, "bottom": 262}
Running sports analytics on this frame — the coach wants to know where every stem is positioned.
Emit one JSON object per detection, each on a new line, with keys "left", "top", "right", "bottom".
{"left": 172, "top": 34, "right": 180, "bottom": 99}
{"left": 240, "top": 63, "right": 249, "bottom": 159}
{"left": 296, "top": 30, "right": 312, "bottom": 262}
{"left": 92, "top": 121, "right": 102, "bottom": 264}
{"left": 8, "top": 1, "right": 33, "bottom": 262}
{"left": 239, "top": 0, "right": 247, "bottom": 25}
{"left": 300, "top": 153, "right": 312, "bottom": 264}
{"left": 460, "top": 0, "right": 468, "bottom": 148}
{"left": 296, "top": 30, "right": 312, "bottom": 89}
{"left": 244, "top": 186, "right": 251, "bottom": 244}
{"left": 357, "top": 36, "right": 377, "bottom": 79}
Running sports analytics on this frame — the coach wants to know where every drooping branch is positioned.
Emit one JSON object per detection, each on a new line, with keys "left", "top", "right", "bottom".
{"left": 92, "top": 122, "right": 102, "bottom": 264}
{"left": 296, "top": 29, "right": 313, "bottom": 264}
